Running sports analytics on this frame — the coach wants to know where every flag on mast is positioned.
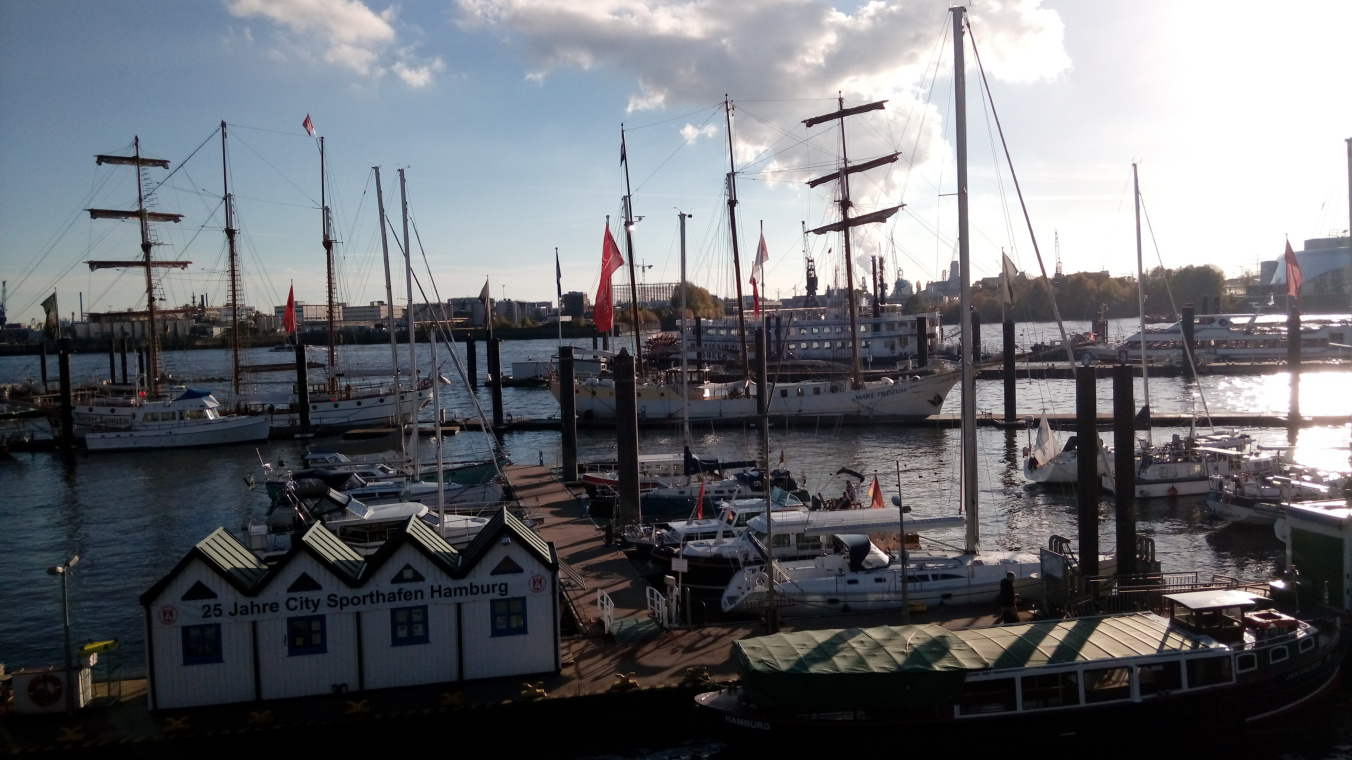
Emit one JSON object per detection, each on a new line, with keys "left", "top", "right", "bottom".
{"left": 1284, "top": 239, "right": 1302, "bottom": 298}
{"left": 1000, "top": 252, "right": 1019, "bottom": 306}
{"left": 302, "top": 114, "right": 316, "bottom": 137}
{"left": 479, "top": 278, "right": 492, "bottom": 334}
{"left": 869, "top": 476, "right": 885, "bottom": 509}
{"left": 555, "top": 249, "right": 564, "bottom": 301}
{"left": 750, "top": 226, "right": 768, "bottom": 318}
{"left": 41, "top": 292, "right": 59, "bottom": 339}
{"left": 695, "top": 479, "right": 707, "bottom": 520}
{"left": 594, "top": 225, "right": 625, "bottom": 332}
{"left": 283, "top": 285, "right": 297, "bottom": 335}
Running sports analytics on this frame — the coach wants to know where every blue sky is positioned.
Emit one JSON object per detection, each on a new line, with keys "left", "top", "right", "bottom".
{"left": 3, "top": 0, "right": 1350, "bottom": 326}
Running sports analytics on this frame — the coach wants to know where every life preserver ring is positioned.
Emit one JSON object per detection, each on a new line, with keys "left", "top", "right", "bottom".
{"left": 28, "top": 673, "right": 63, "bottom": 707}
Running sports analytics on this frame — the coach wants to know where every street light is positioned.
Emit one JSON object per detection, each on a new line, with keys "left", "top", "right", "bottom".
{"left": 47, "top": 555, "right": 78, "bottom": 714}
{"left": 892, "top": 488, "right": 912, "bottom": 625}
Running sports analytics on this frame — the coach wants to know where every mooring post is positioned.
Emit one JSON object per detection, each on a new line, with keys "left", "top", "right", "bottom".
{"left": 1076, "top": 365, "right": 1099, "bottom": 578}
{"left": 971, "top": 308, "right": 983, "bottom": 361}
{"left": 559, "top": 346, "right": 578, "bottom": 482}
{"left": 489, "top": 338, "right": 504, "bottom": 429}
{"left": 1288, "top": 307, "right": 1301, "bottom": 443}
{"left": 108, "top": 337, "right": 116, "bottom": 383}
{"left": 294, "top": 341, "right": 311, "bottom": 436}
{"left": 39, "top": 341, "right": 49, "bottom": 392}
{"left": 1003, "top": 318, "right": 1016, "bottom": 423}
{"left": 1113, "top": 363, "right": 1137, "bottom": 578}
{"left": 58, "top": 338, "right": 74, "bottom": 450}
{"left": 755, "top": 325, "right": 777, "bottom": 633}
{"left": 465, "top": 335, "right": 478, "bottom": 388}
{"left": 1181, "top": 303, "right": 1195, "bottom": 378}
{"left": 614, "top": 348, "right": 640, "bottom": 526}
{"left": 119, "top": 337, "right": 129, "bottom": 385}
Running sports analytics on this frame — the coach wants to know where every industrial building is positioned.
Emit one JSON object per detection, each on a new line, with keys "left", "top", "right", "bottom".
{"left": 140, "top": 509, "right": 559, "bottom": 710}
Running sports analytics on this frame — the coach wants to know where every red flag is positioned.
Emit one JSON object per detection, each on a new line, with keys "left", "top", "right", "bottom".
{"left": 869, "top": 476, "right": 885, "bottom": 509}
{"left": 283, "top": 285, "right": 297, "bottom": 335}
{"left": 695, "top": 479, "right": 707, "bottom": 520}
{"left": 1284, "top": 240, "right": 1302, "bottom": 298}
{"left": 303, "top": 114, "right": 316, "bottom": 137}
{"left": 593, "top": 225, "right": 625, "bottom": 332}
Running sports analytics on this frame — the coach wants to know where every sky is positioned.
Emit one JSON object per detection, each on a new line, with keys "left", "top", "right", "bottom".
{"left": 2, "top": 0, "right": 1350, "bottom": 326}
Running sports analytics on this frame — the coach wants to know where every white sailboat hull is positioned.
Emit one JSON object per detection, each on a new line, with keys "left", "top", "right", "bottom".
{"left": 84, "top": 414, "right": 271, "bottom": 451}
{"left": 554, "top": 371, "right": 958, "bottom": 421}
{"left": 1022, "top": 452, "right": 1081, "bottom": 484}
{"left": 248, "top": 387, "right": 433, "bottom": 432}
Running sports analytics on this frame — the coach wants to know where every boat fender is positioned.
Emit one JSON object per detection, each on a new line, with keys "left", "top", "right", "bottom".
{"left": 1167, "top": 486, "right": 1178, "bottom": 496}
{"left": 1022, "top": 446, "right": 1030, "bottom": 457}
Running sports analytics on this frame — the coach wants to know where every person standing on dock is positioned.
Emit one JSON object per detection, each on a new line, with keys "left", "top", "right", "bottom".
{"left": 999, "top": 572, "right": 1018, "bottom": 623}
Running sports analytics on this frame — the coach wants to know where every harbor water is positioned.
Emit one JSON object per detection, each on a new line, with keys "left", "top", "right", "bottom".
{"left": 3, "top": 318, "right": 1352, "bottom": 756}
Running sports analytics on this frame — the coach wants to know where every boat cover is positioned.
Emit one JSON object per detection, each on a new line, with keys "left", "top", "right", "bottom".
{"left": 735, "top": 614, "right": 1214, "bottom": 712}
{"left": 175, "top": 388, "right": 214, "bottom": 401}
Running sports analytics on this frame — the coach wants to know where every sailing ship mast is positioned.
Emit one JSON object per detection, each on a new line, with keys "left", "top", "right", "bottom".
{"left": 374, "top": 166, "right": 405, "bottom": 460}
{"left": 320, "top": 137, "right": 338, "bottom": 392}
{"left": 401, "top": 168, "right": 420, "bottom": 475}
{"left": 221, "top": 122, "right": 242, "bottom": 397}
{"left": 620, "top": 127, "right": 643, "bottom": 372}
{"left": 1133, "top": 162, "right": 1153, "bottom": 448}
{"left": 953, "top": 6, "right": 978, "bottom": 553}
{"left": 86, "top": 137, "right": 188, "bottom": 398}
{"left": 724, "top": 97, "right": 751, "bottom": 378}
{"left": 803, "top": 100, "right": 903, "bottom": 388}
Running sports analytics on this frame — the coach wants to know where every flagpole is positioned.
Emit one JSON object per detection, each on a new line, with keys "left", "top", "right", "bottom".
{"left": 556, "top": 247, "right": 563, "bottom": 350}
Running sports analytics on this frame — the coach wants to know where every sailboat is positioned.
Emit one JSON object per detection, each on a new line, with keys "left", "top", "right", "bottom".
{"left": 719, "top": 76, "right": 1044, "bottom": 615}
{"left": 1021, "top": 416, "right": 1105, "bottom": 484}
{"left": 73, "top": 135, "right": 270, "bottom": 450}
{"left": 1098, "top": 166, "right": 1276, "bottom": 498}
{"left": 239, "top": 134, "right": 433, "bottom": 434}
{"left": 554, "top": 100, "right": 960, "bottom": 423}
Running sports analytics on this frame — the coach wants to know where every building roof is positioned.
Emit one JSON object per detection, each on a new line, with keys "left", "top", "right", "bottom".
{"left": 139, "top": 528, "right": 269, "bottom": 605}
{"left": 459, "top": 507, "right": 557, "bottom": 572}
{"left": 300, "top": 522, "right": 366, "bottom": 583}
{"left": 734, "top": 613, "right": 1216, "bottom": 712}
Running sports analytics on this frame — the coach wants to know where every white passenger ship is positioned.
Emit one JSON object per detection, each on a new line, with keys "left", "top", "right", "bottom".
{"left": 1085, "top": 313, "right": 1352, "bottom": 363}
{"left": 683, "top": 305, "right": 942, "bottom": 369}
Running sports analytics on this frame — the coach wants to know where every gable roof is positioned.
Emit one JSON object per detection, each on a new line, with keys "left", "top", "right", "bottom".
{"left": 364, "top": 515, "right": 460, "bottom": 578}
{"left": 300, "top": 522, "right": 366, "bottom": 583}
{"left": 140, "top": 528, "right": 269, "bottom": 606}
{"left": 459, "top": 507, "right": 557, "bottom": 572}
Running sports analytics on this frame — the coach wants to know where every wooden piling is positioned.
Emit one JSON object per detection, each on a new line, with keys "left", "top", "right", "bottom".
{"left": 1113, "top": 363, "right": 1137, "bottom": 577}
{"left": 1076, "top": 365, "right": 1099, "bottom": 577}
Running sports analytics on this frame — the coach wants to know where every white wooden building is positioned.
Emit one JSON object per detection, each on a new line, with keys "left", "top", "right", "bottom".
{"left": 140, "top": 509, "right": 559, "bottom": 710}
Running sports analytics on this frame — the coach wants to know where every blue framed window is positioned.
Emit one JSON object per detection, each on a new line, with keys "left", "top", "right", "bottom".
{"left": 491, "top": 597, "right": 527, "bottom": 637}
{"left": 287, "top": 615, "right": 327, "bottom": 656}
{"left": 391, "top": 606, "right": 429, "bottom": 646}
{"left": 182, "top": 624, "right": 223, "bottom": 665}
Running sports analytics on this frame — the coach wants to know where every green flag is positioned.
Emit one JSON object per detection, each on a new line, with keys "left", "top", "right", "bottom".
{"left": 41, "top": 292, "right": 59, "bottom": 339}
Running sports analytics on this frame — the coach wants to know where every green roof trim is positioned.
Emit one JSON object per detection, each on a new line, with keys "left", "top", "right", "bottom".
{"left": 403, "top": 515, "right": 461, "bottom": 571}
{"left": 300, "top": 523, "right": 366, "bottom": 583}
{"left": 734, "top": 614, "right": 1217, "bottom": 713}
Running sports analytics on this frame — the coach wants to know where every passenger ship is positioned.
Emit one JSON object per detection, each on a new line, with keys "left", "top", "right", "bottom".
{"left": 697, "top": 589, "right": 1344, "bottom": 741}
{"left": 1085, "top": 313, "right": 1352, "bottom": 363}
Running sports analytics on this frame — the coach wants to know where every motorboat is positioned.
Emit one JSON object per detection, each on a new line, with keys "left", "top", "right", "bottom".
{"left": 79, "top": 388, "right": 271, "bottom": 451}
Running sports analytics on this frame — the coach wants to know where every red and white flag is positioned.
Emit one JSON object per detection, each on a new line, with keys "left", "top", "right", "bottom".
{"left": 1284, "top": 239, "right": 1302, "bottom": 299}
{"left": 869, "top": 476, "right": 885, "bottom": 509}
{"left": 303, "top": 114, "right": 316, "bottom": 137}
{"left": 593, "top": 225, "right": 625, "bottom": 332}
{"left": 283, "top": 285, "right": 297, "bottom": 335}
{"left": 750, "top": 228, "right": 769, "bottom": 317}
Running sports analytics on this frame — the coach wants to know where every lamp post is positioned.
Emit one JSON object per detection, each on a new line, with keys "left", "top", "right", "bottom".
{"left": 892, "top": 460, "right": 912, "bottom": 624}
{"left": 47, "top": 555, "right": 79, "bottom": 714}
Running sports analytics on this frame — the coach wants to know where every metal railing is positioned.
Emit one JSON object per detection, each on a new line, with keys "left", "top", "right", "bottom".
{"left": 596, "top": 589, "right": 615, "bottom": 635}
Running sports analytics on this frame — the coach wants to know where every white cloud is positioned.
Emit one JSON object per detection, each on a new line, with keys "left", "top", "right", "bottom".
{"left": 453, "top": 0, "right": 1070, "bottom": 209}
{"left": 226, "top": 0, "right": 443, "bottom": 86}
{"left": 680, "top": 123, "right": 718, "bottom": 142}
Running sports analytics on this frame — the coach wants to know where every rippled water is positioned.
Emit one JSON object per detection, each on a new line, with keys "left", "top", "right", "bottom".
{"left": 2, "top": 319, "right": 1351, "bottom": 756}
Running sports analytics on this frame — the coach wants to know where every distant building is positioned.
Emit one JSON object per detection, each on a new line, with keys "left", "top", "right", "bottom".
{"left": 1267, "top": 235, "right": 1352, "bottom": 310}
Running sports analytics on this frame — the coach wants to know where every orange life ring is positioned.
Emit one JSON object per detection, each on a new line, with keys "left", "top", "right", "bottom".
{"left": 27, "top": 673, "right": 62, "bottom": 707}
